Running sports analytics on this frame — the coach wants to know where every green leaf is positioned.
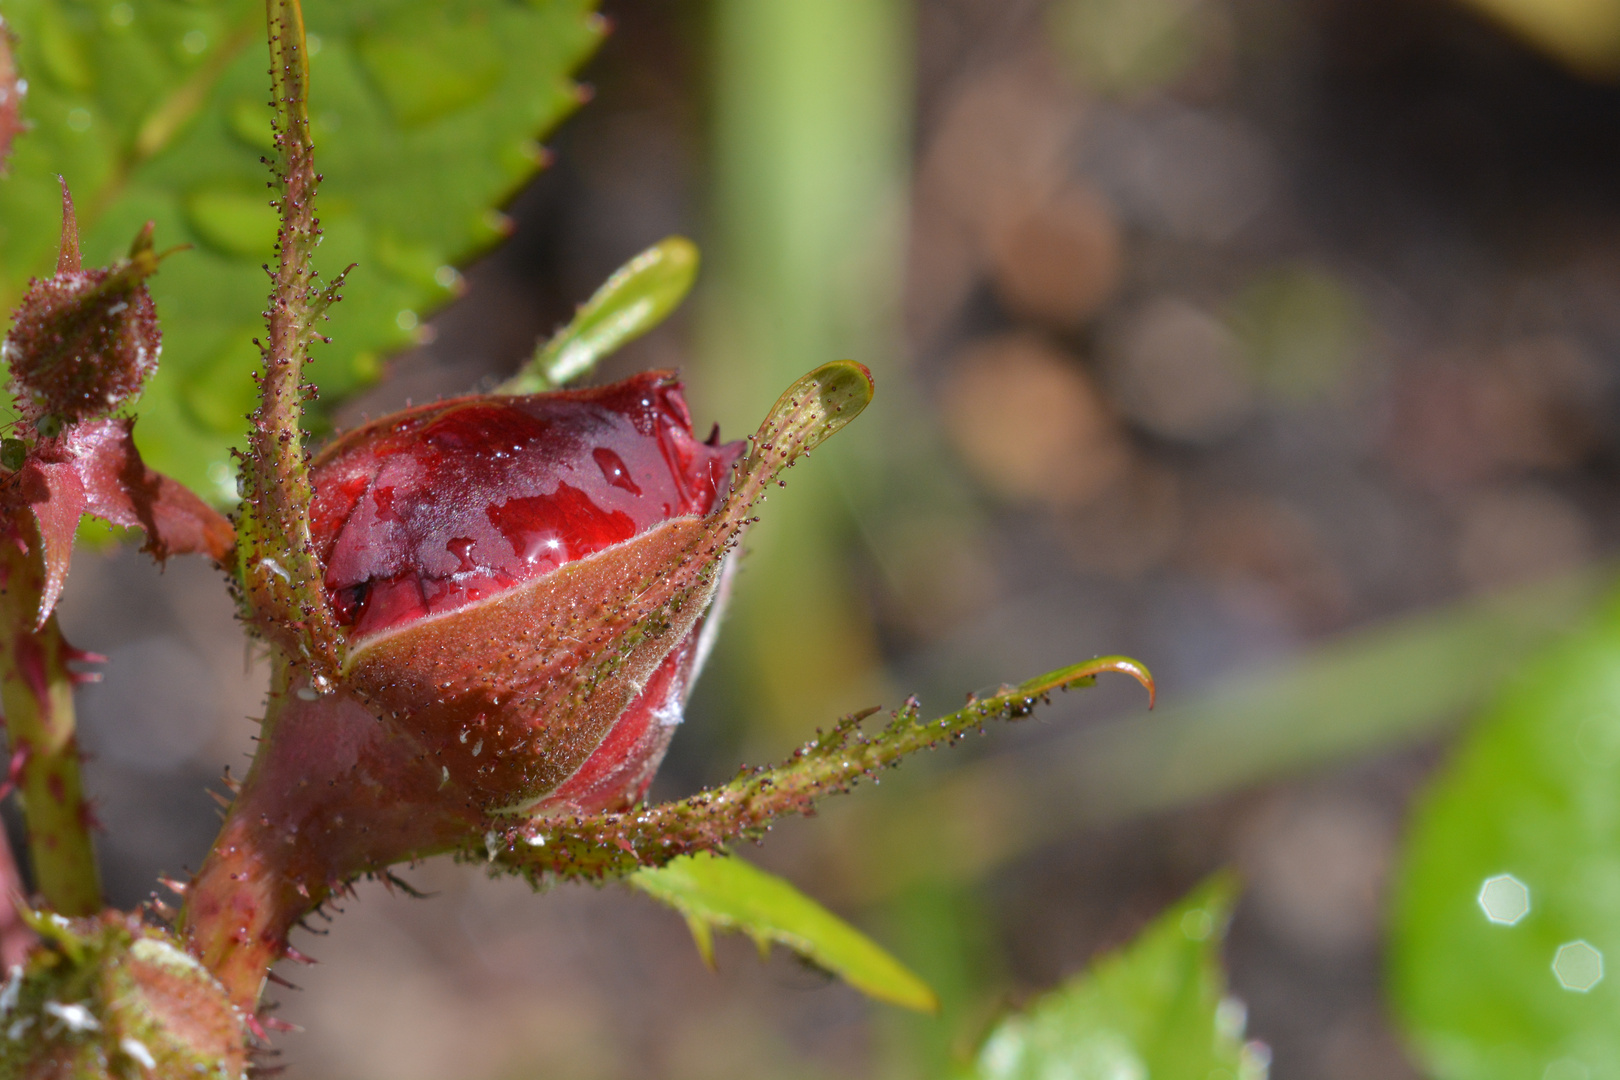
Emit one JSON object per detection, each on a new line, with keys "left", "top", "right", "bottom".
{"left": 500, "top": 235, "right": 699, "bottom": 393}
{"left": 1391, "top": 591, "right": 1620, "bottom": 1080}
{"left": 628, "top": 851, "right": 939, "bottom": 1013}
{"left": 968, "top": 876, "right": 1266, "bottom": 1080}
{"left": 0, "top": 0, "right": 604, "bottom": 502}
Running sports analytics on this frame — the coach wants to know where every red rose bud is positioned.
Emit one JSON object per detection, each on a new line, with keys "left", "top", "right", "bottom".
{"left": 4, "top": 184, "right": 162, "bottom": 427}
{"left": 309, "top": 370, "right": 744, "bottom": 813}
{"left": 185, "top": 363, "right": 872, "bottom": 1007}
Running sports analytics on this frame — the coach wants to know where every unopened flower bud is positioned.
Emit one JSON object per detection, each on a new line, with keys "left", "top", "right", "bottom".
{"left": 4, "top": 185, "right": 162, "bottom": 426}
{"left": 0, "top": 912, "right": 249, "bottom": 1079}
{"left": 185, "top": 362, "right": 872, "bottom": 1008}
{"left": 307, "top": 370, "right": 744, "bottom": 813}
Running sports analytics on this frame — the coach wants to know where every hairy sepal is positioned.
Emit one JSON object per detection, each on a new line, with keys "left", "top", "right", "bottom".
{"left": 14, "top": 418, "right": 234, "bottom": 627}
{"left": 344, "top": 516, "right": 725, "bottom": 812}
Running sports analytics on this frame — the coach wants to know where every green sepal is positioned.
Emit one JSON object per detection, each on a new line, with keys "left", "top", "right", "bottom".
{"left": 500, "top": 235, "right": 700, "bottom": 394}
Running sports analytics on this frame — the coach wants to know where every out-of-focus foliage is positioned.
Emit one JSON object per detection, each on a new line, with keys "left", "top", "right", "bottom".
{"left": 501, "top": 235, "right": 698, "bottom": 393}
{"left": 1045, "top": 0, "right": 1209, "bottom": 96}
{"left": 1455, "top": 0, "right": 1620, "bottom": 77}
{"left": 629, "top": 852, "right": 939, "bottom": 1014}
{"left": 700, "top": 0, "right": 914, "bottom": 739}
{"left": 0, "top": 0, "right": 601, "bottom": 502}
{"left": 1229, "top": 265, "right": 1365, "bottom": 403}
{"left": 827, "top": 568, "right": 1602, "bottom": 902}
{"left": 1392, "top": 591, "right": 1620, "bottom": 1080}
{"left": 963, "top": 876, "right": 1266, "bottom": 1080}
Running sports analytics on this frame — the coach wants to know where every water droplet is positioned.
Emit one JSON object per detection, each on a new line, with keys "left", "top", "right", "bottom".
{"left": 593, "top": 447, "right": 642, "bottom": 495}
{"left": 181, "top": 29, "right": 207, "bottom": 54}
{"left": 42, "top": 1001, "right": 98, "bottom": 1033}
{"left": 120, "top": 1037, "right": 156, "bottom": 1069}
{"left": 0, "top": 968, "right": 19, "bottom": 1016}
{"left": 1553, "top": 941, "right": 1604, "bottom": 992}
{"left": 447, "top": 537, "right": 477, "bottom": 574}
{"left": 1478, "top": 873, "right": 1531, "bottom": 925}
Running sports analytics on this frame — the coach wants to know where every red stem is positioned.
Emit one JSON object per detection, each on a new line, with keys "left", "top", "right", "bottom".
{"left": 0, "top": 510, "right": 101, "bottom": 915}
{"left": 179, "top": 657, "right": 474, "bottom": 1008}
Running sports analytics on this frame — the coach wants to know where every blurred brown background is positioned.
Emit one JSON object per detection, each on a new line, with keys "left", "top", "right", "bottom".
{"left": 33, "top": 0, "right": 1620, "bottom": 1076}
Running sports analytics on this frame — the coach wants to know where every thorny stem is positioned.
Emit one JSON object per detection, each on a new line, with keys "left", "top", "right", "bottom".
{"left": 493, "top": 657, "right": 1155, "bottom": 881}
{"left": 179, "top": 655, "right": 477, "bottom": 1010}
{"left": 182, "top": 0, "right": 352, "bottom": 1004}
{"left": 236, "top": 0, "right": 347, "bottom": 679}
{"left": 0, "top": 510, "right": 101, "bottom": 915}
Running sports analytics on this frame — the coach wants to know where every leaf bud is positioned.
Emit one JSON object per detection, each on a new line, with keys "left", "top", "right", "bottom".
{"left": 3, "top": 185, "right": 163, "bottom": 427}
{"left": 0, "top": 911, "right": 250, "bottom": 1079}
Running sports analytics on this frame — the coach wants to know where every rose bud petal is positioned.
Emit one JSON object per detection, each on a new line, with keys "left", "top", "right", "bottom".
{"left": 308, "top": 370, "right": 743, "bottom": 813}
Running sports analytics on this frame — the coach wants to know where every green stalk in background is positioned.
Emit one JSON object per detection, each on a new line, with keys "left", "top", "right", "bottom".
{"left": 698, "top": 6, "right": 1022, "bottom": 1071}
{"left": 699, "top": 0, "right": 912, "bottom": 740}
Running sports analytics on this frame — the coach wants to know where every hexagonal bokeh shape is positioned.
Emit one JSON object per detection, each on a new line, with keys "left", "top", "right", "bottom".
{"left": 1553, "top": 941, "right": 1604, "bottom": 992}
{"left": 1542, "top": 1058, "right": 1592, "bottom": 1080}
{"left": 1478, "top": 873, "right": 1531, "bottom": 925}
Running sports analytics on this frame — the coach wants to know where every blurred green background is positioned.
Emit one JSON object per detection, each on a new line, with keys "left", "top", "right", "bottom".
{"left": 21, "top": 0, "right": 1620, "bottom": 1076}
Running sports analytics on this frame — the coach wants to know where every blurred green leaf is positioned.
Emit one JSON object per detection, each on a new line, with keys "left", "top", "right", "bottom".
{"left": 0, "top": 0, "right": 603, "bottom": 502}
{"left": 1230, "top": 264, "right": 1365, "bottom": 402}
{"left": 1391, "top": 590, "right": 1620, "bottom": 1080}
{"left": 698, "top": 0, "right": 909, "bottom": 743}
{"left": 966, "top": 876, "right": 1266, "bottom": 1080}
{"left": 821, "top": 567, "right": 1604, "bottom": 903}
{"left": 629, "top": 851, "right": 939, "bottom": 1014}
{"left": 1046, "top": 0, "right": 1207, "bottom": 96}
{"left": 1455, "top": 0, "right": 1620, "bottom": 78}
{"left": 500, "top": 235, "right": 699, "bottom": 394}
